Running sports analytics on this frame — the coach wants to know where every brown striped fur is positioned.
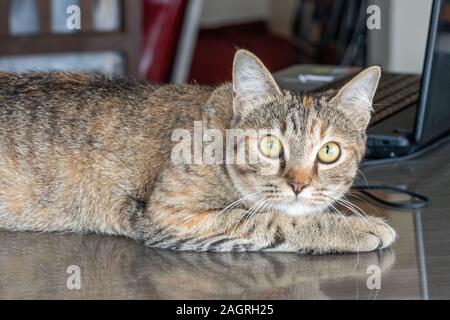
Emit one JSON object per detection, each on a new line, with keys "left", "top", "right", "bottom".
{"left": 0, "top": 50, "right": 395, "bottom": 253}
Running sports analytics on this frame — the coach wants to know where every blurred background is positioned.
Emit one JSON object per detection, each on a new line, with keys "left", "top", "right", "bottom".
{"left": 0, "top": 0, "right": 437, "bottom": 85}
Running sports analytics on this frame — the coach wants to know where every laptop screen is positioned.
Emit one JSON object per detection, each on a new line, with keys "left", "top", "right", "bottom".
{"left": 415, "top": 0, "right": 450, "bottom": 145}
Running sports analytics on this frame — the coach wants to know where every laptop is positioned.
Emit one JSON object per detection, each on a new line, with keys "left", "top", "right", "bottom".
{"left": 274, "top": 0, "right": 450, "bottom": 160}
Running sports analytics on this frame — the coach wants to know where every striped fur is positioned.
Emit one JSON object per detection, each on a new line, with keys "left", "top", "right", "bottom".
{"left": 0, "top": 50, "right": 395, "bottom": 253}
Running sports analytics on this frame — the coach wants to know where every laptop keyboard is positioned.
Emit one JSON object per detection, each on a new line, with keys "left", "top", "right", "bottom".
{"left": 324, "top": 71, "right": 421, "bottom": 126}
{"left": 370, "top": 73, "right": 421, "bottom": 125}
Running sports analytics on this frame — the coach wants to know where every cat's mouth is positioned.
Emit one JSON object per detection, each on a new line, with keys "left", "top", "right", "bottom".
{"left": 271, "top": 200, "right": 323, "bottom": 216}
{"left": 291, "top": 196, "right": 326, "bottom": 208}
{"left": 265, "top": 195, "right": 329, "bottom": 216}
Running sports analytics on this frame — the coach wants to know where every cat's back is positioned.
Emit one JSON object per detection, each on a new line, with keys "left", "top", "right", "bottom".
{"left": 0, "top": 71, "right": 209, "bottom": 116}
{"left": 0, "top": 72, "right": 213, "bottom": 142}
{"left": 0, "top": 72, "right": 151, "bottom": 128}
{"left": 0, "top": 72, "right": 215, "bottom": 234}
{"left": 0, "top": 72, "right": 215, "bottom": 171}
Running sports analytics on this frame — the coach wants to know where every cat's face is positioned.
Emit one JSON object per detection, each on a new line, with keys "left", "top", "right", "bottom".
{"left": 226, "top": 50, "right": 380, "bottom": 216}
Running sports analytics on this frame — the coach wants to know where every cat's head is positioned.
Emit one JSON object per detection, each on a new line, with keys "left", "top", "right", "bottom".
{"left": 226, "top": 50, "right": 380, "bottom": 216}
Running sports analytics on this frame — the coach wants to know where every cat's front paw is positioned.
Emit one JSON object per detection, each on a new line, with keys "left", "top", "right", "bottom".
{"left": 354, "top": 217, "right": 396, "bottom": 252}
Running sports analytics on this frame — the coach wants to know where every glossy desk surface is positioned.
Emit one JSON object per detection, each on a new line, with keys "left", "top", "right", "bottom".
{"left": 0, "top": 144, "right": 449, "bottom": 300}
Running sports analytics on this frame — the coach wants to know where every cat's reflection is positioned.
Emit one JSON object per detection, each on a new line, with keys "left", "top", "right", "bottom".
{"left": 0, "top": 231, "right": 395, "bottom": 299}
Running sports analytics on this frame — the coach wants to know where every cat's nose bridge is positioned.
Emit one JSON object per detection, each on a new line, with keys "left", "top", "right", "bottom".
{"left": 287, "top": 142, "right": 315, "bottom": 165}
{"left": 284, "top": 167, "right": 313, "bottom": 186}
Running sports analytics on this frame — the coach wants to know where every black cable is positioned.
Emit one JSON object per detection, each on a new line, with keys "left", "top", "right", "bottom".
{"left": 350, "top": 185, "right": 430, "bottom": 209}
{"left": 351, "top": 134, "right": 450, "bottom": 209}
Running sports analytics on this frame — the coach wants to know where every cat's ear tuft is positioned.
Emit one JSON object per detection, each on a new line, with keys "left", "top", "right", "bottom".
{"left": 330, "top": 66, "right": 381, "bottom": 130}
{"left": 232, "top": 49, "right": 282, "bottom": 115}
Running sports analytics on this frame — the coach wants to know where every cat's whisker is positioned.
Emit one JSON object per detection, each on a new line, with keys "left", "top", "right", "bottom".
{"left": 332, "top": 205, "right": 363, "bottom": 275}
{"left": 215, "top": 191, "right": 262, "bottom": 218}
{"left": 356, "top": 169, "right": 369, "bottom": 188}
{"left": 313, "top": 191, "right": 372, "bottom": 227}
{"left": 326, "top": 204, "right": 358, "bottom": 253}
{"left": 190, "top": 192, "right": 264, "bottom": 249}
{"left": 250, "top": 198, "right": 272, "bottom": 237}
{"left": 339, "top": 193, "right": 374, "bottom": 220}
{"left": 321, "top": 192, "right": 374, "bottom": 232}
{"left": 241, "top": 198, "right": 270, "bottom": 236}
{"left": 333, "top": 197, "right": 376, "bottom": 232}
{"left": 326, "top": 202, "right": 363, "bottom": 264}
{"left": 346, "top": 192, "right": 378, "bottom": 214}
{"left": 309, "top": 200, "right": 358, "bottom": 256}
{"left": 229, "top": 198, "right": 268, "bottom": 241}
{"left": 343, "top": 195, "right": 383, "bottom": 256}
{"left": 260, "top": 201, "right": 275, "bottom": 241}
{"left": 326, "top": 190, "right": 371, "bottom": 219}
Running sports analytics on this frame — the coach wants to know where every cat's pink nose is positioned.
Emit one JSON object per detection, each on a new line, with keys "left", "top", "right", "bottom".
{"left": 288, "top": 181, "right": 308, "bottom": 195}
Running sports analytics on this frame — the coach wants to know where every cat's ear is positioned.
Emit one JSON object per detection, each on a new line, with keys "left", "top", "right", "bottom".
{"left": 232, "top": 49, "right": 282, "bottom": 115}
{"left": 330, "top": 66, "right": 381, "bottom": 130}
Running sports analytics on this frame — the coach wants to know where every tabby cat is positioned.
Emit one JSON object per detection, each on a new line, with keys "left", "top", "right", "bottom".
{"left": 0, "top": 50, "right": 395, "bottom": 253}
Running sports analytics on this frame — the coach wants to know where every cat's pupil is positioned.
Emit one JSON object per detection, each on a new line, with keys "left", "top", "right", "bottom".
{"left": 267, "top": 136, "right": 274, "bottom": 149}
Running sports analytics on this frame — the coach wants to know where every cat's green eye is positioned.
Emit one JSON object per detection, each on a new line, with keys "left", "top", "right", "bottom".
{"left": 317, "top": 142, "right": 341, "bottom": 164}
{"left": 259, "top": 135, "right": 283, "bottom": 159}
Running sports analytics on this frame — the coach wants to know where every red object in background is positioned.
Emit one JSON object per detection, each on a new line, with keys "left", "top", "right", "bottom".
{"left": 189, "top": 22, "right": 295, "bottom": 85}
{"left": 140, "top": 0, "right": 187, "bottom": 82}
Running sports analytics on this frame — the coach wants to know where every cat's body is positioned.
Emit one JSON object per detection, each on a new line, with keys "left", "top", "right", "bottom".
{"left": 0, "top": 73, "right": 210, "bottom": 236}
{"left": 0, "top": 51, "right": 396, "bottom": 253}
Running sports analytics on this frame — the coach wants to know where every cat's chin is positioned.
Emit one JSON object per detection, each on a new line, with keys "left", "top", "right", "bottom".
{"left": 273, "top": 201, "right": 326, "bottom": 216}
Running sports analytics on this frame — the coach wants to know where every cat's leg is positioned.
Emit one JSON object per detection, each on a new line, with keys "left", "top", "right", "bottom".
{"left": 135, "top": 208, "right": 396, "bottom": 253}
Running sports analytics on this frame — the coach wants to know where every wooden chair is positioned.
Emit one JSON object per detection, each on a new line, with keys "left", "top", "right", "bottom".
{"left": 0, "top": 0, "right": 141, "bottom": 78}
